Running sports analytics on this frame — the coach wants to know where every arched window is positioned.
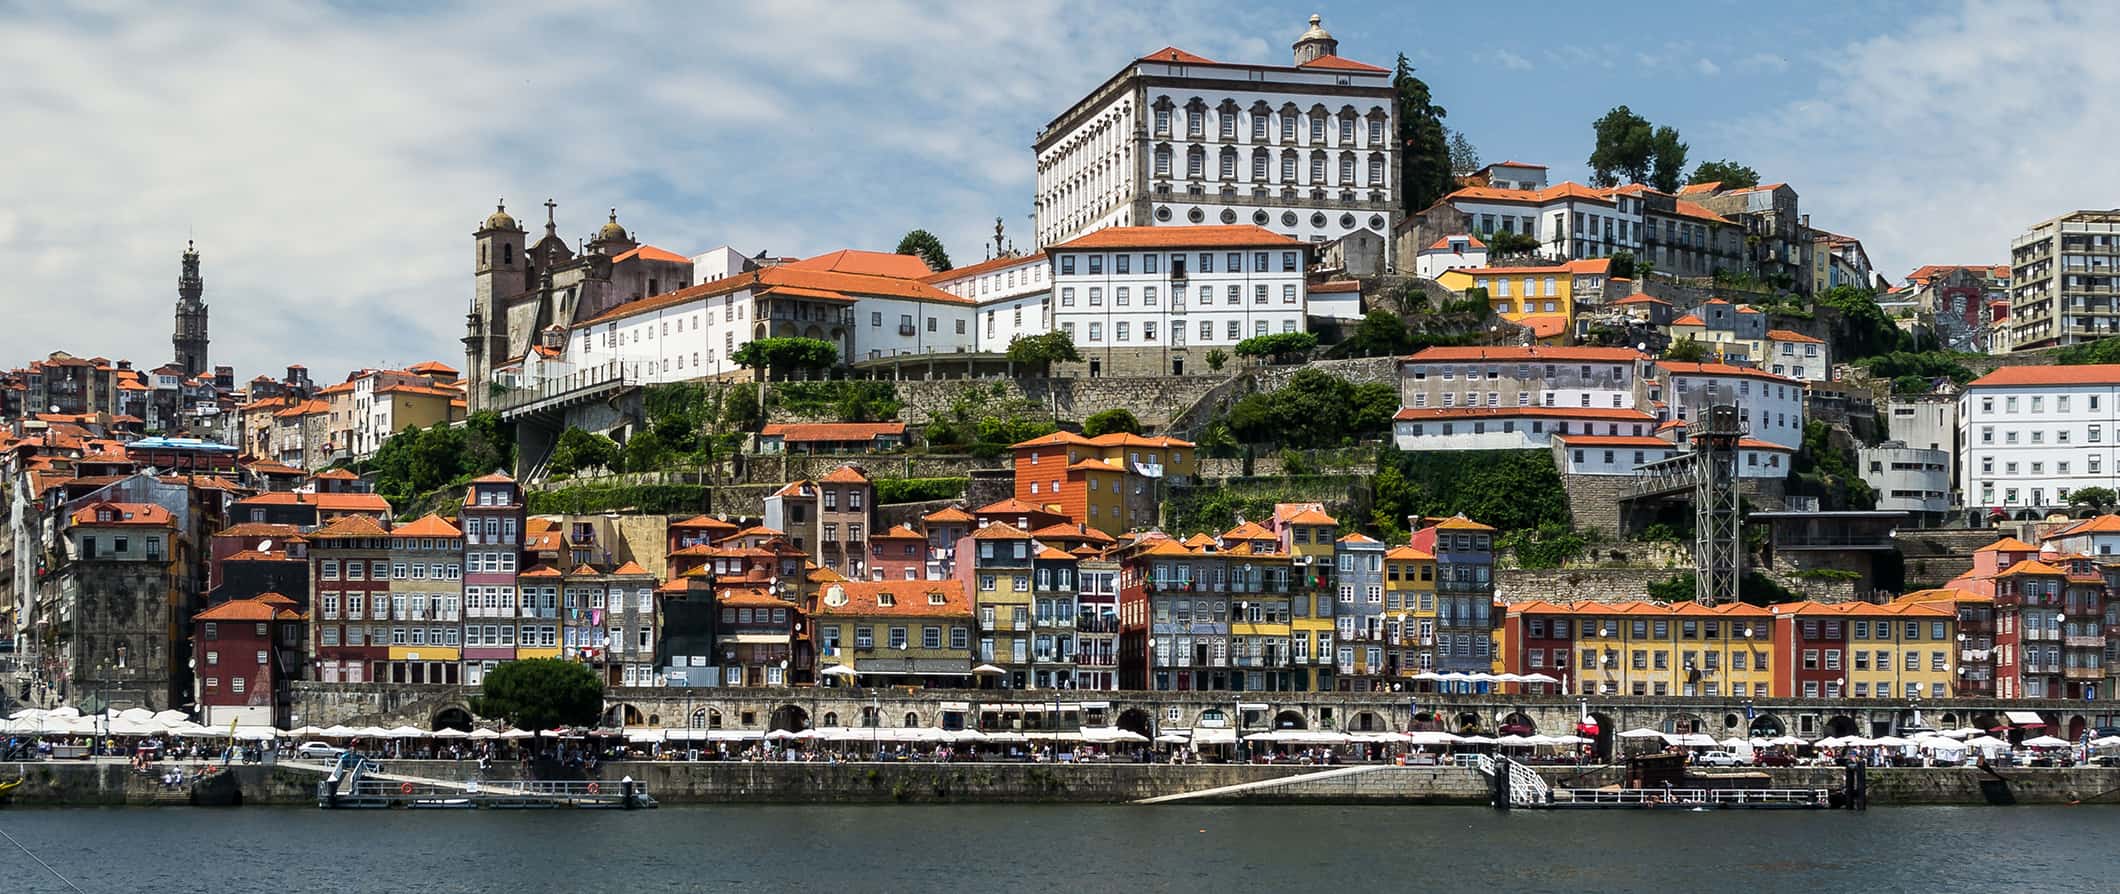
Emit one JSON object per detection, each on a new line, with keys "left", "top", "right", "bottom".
{"left": 903, "top": 711, "right": 920, "bottom": 728}
{"left": 502, "top": 243, "right": 513, "bottom": 265}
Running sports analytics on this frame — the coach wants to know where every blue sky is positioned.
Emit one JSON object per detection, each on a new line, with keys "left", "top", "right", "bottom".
{"left": 1, "top": 1, "right": 2109, "bottom": 379}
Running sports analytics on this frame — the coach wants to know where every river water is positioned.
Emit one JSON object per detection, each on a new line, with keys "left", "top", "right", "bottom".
{"left": 3, "top": 805, "right": 2115, "bottom": 892}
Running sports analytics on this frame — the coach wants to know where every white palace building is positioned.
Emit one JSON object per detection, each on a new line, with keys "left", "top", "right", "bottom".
{"left": 1033, "top": 15, "right": 1399, "bottom": 250}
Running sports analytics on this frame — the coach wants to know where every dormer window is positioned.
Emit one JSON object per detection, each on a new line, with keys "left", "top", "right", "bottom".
{"left": 929, "top": 592, "right": 946, "bottom": 605}
{"left": 877, "top": 592, "right": 895, "bottom": 607}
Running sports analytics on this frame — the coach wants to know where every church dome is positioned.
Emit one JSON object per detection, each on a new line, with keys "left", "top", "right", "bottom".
{"left": 482, "top": 200, "right": 517, "bottom": 231}
{"left": 596, "top": 209, "right": 629, "bottom": 243}
{"left": 1297, "top": 14, "right": 1332, "bottom": 44}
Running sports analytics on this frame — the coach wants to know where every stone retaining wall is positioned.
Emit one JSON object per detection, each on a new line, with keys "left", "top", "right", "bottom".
{"left": 1531, "top": 764, "right": 2120, "bottom": 805}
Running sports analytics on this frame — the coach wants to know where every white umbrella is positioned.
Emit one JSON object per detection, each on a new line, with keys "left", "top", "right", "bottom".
{"left": 820, "top": 665, "right": 860, "bottom": 678}
{"left": 1457, "top": 735, "right": 1497, "bottom": 745}
{"left": 117, "top": 707, "right": 156, "bottom": 723}
{"left": 430, "top": 728, "right": 470, "bottom": 739}
{"left": 233, "top": 726, "right": 279, "bottom": 741}
{"left": 971, "top": 664, "right": 1007, "bottom": 676}
{"left": 354, "top": 726, "right": 391, "bottom": 738}
{"left": 468, "top": 728, "right": 501, "bottom": 740}
{"left": 1154, "top": 732, "right": 1191, "bottom": 744}
{"left": 625, "top": 730, "right": 664, "bottom": 744}
{"left": 2022, "top": 735, "right": 2071, "bottom": 748}
{"left": 2089, "top": 736, "right": 2120, "bottom": 749}
{"left": 1719, "top": 736, "right": 1752, "bottom": 749}
{"left": 318, "top": 725, "right": 357, "bottom": 738}
{"left": 1671, "top": 733, "right": 1717, "bottom": 748}
{"left": 286, "top": 725, "right": 327, "bottom": 738}
{"left": 1405, "top": 731, "right": 1462, "bottom": 745}
{"left": 1495, "top": 734, "right": 1536, "bottom": 747}
{"left": 1963, "top": 735, "right": 2009, "bottom": 749}
{"left": 1616, "top": 728, "right": 1666, "bottom": 739}
{"left": 1549, "top": 734, "right": 1590, "bottom": 745}
{"left": 499, "top": 729, "right": 534, "bottom": 740}
{"left": 384, "top": 725, "right": 428, "bottom": 739}
{"left": 1872, "top": 736, "right": 1914, "bottom": 748}
{"left": 1768, "top": 735, "right": 1809, "bottom": 747}
{"left": 764, "top": 729, "right": 798, "bottom": 741}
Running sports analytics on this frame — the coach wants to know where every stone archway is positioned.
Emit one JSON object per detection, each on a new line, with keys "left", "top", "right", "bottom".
{"left": 1273, "top": 710, "right": 1308, "bottom": 730}
{"left": 1748, "top": 714, "right": 1786, "bottom": 737}
{"left": 1350, "top": 711, "right": 1382, "bottom": 732}
{"left": 1663, "top": 713, "right": 1707, "bottom": 735}
{"left": 1825, "top": 715, "right": 1861, "bottom": 737}
{"left": 769, "top": 704, "right": 810, "bottom": 732}
{"left": 1499, "top": 711, "right": 1537, "bottom": 735}
{"left": 1116, "top": 708, "right": 1153, "bottom": 735}
{"left": 903, "top": 711, "right": 922, "bottom": 728}
{"left": 431, "top": 706, "right": 473, "bottom": 732}
{"left": 1586, "top": 712, "right": 1617, "bottom": 761}
{"left": 2068, "top": 714, "right": 2089, "bottom": 741}
{"left": 821, "top": 711, "right": 839, "bottom": 727}
{"left": 604, "top": 703, "right": 645, "bottom": 726}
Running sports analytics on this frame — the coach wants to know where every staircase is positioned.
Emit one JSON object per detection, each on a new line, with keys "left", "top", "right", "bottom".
{"left": 1470, "top": 754, "right": 1551, "bottom": 807}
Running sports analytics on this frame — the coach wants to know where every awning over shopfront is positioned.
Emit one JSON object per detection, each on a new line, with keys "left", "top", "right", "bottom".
{"left": 2005, "top": 711, "right": 2047, "bottom": 726}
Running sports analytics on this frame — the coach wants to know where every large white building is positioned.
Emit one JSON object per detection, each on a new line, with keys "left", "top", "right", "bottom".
{"left": 1046, "top": 225, "right": 1312, "bottom": 377}
{"left": 1958, "top": 364, "right": 2120, "bottom": 518}
{"left": 1655, "top": 361, "right": 1806, "bottom": 451}
{"left": 1033, "top": 15, "right": 1398, "bottom": 250}
{"left": 2004, "top": 209, "right": 2120, "bottom": 351}
{"left": 923, "top": 252, "right": 1053, "bottom": 352}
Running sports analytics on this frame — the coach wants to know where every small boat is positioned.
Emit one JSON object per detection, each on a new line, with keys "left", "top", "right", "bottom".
{"left": 0, "top": 776, "right": 23, "bottom": 798}
{"left": 408, "top": 797, "right": 476, "bottom": 810}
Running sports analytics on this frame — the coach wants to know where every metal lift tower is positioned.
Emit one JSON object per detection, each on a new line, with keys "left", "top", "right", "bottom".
{"left": 1691, "top": 404, "right": 1746, "bottom": 606}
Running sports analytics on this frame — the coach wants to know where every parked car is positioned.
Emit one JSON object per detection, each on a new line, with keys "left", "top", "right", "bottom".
{"left": 295, "top": 741, "right": 345, "bottom": 760}
{"left": 1694, "top": 750, "right": 1746, "bottom": 767}
{"left": 1753, "top": 751, "right": 1797, "bottom": 767}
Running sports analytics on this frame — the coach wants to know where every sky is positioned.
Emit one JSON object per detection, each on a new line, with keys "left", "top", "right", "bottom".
{"left": 2, "top": 0, "right": 2114, "bottom": 382}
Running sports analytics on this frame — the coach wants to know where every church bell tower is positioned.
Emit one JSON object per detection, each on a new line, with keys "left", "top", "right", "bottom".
{"left": 173, "top": 240, "right": 209, "bottom": 378}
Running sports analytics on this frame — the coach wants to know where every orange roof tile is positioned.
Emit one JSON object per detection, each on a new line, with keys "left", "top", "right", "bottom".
{"left": 1222, "top": 521, "right": 1274, "bottom": 541}
{"left": 1671, "top": 313, "right": 1706, "bottom": 326}
{"left": 1517, "top": 315, "right": 1569, "bottom": 339}
{"left": 1554, "top": 434, "right": 1676, "bottom": 448}
{"left": 1283, "top": 508, "right": 1338, "bottom": 526}
{"left": 921, "top": 506, "right": 975, "bottom": 523}
{"left": 611, "top": 561, "right": 652, "bottom": 577}
{"left": 392, "top": 514, "right": 462, "bottom": 538}
{"left": 1658, "top": 361, "right": 1799, "bottom": 385}
{"left": 1976, "top": 536, "right": 2038, "bottom": 553}
{"left": 1970, "top": 365, "right": 2120, "bottom": 388}
{"left": 971, "top": 523, "right": 1034, "bottom": 540}
{"left": 579, "top": 264, "right": 968, "bottom": 327}
{"left": 782, "top": 249, "right": 936, "bottom": 279}
{"left": 309, "top": 514, "right": 390, "bottom": 539}
{"left": 69, "top": 501, "right": 173, "bottom": 527}
{"left": 919, "top": 251, "right": 1047, "bottom": 285}
{"left": 1296, "top": 54, "right": 1388, "bottom": 72}
{"left": 1337, "top": 532, "right": 1380, "bottom": 544}
{"left": 816, "top": 579, "right": 970, "bottom": 617}
{"left": 233, "top": 491, "right": 392, "bottom": 513}
{"left": 1394, "top": 406, "right": 1656, "bottom": 423}
{"left": 1766, "top": 329, "right": 1825, "bottom": 344}
{"left": 195, "top": 597, "right": 302, "bottom": 622}
{"left": 671, "top": 514, "right": 737, "bottom": 530}
{"left": 518, "top": 565, "right": 563, "bottom": 579}
{"left": 975, "top": 498, "right": 1052, "bottom": 516}
{"left": 1424, "top": 234, "right": 1486, "bottom": 251}
{"left": 1613, "top": 293, "right": 1671, "bottom": 305}
{"left": 1406, "top": 345, "right": 1644, "bottom": 363}
{"left": 759, "top": 422, "right": 905, "bottom": 442}
{"left": 1049, "top": 225, "right": 1304, "bottom": 251}
{"left": 611, "top": 244, "right": 691, "bottom": 265}
{"left": 1997, "top": 559, "right": 2066, "bottom": 577}
{"left": 819, "top": 465, "right": 872, "bottom": 484}
{"left": 1433, "top": 516, "right": 1496, "bottom": 532}
{"left": 1137, "top": 46, "right": 1215, "bottom": 64}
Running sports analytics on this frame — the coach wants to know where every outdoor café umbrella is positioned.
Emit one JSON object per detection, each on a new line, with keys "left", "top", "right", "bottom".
{"left": 430, "top": 728, "right": 470, "bottom": 739}
{"left": 1616, "top": 728, "right": 1666, "bottom": 740}
{"left": 286, "top": 725, "right": 327, "bottom": 738}
{"left": 384, "top": 725, "right": 429, "bottom": 739}
{"left": 468, "top": 728, "right": 501, "bottom": 740}
{"left": 821, "top": 665, "right": 860, "bottom": 679}
{"left": 1405, "top": 731, "right": 1462, "bottom": 746}
{"left": 499, "top": 729, "right": 534, "bottom": 740}
{"left": 972, "top": 664, "right": 1008, "bottom": 676}
{"left": 1962, "top": 735, "right": 2009, "bottom": 750}
{"left": 1154, "top": 732, "right": 1191, "bottom": 745}
{"left": 2022, "top": 735, "right": 2071, "bottom": 748}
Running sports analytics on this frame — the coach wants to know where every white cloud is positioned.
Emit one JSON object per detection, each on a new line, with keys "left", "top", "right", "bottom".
{"left": 1496, "top": 49, "right": 1534, "bottom": 71}
{"left": 1723, "top": 1, "right": 2120, "bottom": 280}
{"left": 1738, "top": 52, "right": 1790, "bottom": 74}
{"left": 0, "top": 0, "right": 1284, "bottom": 378}
{"left": 1695, "top": 58, "right": 1721, "bottom": 76}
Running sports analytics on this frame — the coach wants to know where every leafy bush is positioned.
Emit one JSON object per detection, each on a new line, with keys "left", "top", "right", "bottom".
{"left": 1232, "top": 332, "right": 1318, "bottom": 362}
{"left": 1499, "top": 522, "right": 1592, "bottom": 570}
{"left": 1370, "top": 448, "right": 1570, "bottom": 537}
{"left": 731, "top": 337, "right": 839, "bottom": 378}
{"left": 873, "top": 477, "right": 968, "bottom": 504}
{"left": 1083, "top": 408, "right": 1142, "bottom": 437}
{"left": 2055, "top": 338, "right": 2120, "bottom": 365}
{"left": 772, "top": 381, "right": 901, "bottom": 422}
{"left": 1224, "top": 369, "right": 1397, "bottom": 449}
{"left": 547, "top": 428, "right": 620, "bottom": 477}
{"left": 921, "top": 384, "right": 1055, "bottom": 458}
{"left": 367, "top": 411, "right": 514, "bottom": 507}
{"left": 526, "top": 484, "right": 708, "bottom": 515}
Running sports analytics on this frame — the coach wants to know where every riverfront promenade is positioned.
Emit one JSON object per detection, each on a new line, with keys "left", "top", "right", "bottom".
{"left": 10, "top": 758, "right": 2120, "bottom": 807}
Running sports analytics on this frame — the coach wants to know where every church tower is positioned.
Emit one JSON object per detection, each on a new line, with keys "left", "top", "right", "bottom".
{"left": 1292, "top": 14, "right": 1337, "bottom": 65}
{"left": 466, "top": 199, "right": 526, "bottom": 410}
{"left": 173, "top": 240, "right": 209, "bottom": 378}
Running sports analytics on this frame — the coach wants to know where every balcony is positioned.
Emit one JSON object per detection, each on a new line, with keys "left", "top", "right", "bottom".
{"left": 2022, "top": 627, "right": 2060, "bottom": 641}
{"left": 2066, "top": 666, "right": 2104, "bottom": 680}
{"left": 979, "top": 619, "right": 995, "bottom": 632}
{"left": 1960, "top": 648, "right": 1991, "bottom": 662}
{"left": 1012, "top": 620, "right": 1030, "bottom": 632}
{"left": 2066, "top": 635, "right": 2105, "bottom": 648}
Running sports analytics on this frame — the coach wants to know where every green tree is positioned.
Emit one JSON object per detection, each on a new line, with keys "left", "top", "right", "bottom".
{"left": 1232, "top": 331, "right": 1318, "bottom": 363}
{"left": 721, "top": 387, "right": 763, "bottom": 430}
{"left": 1499, "top": 521, "right": 1592, "bottom": 570}
{"left": 1083, "top": 408, "right": 1142, "bottom": 438}
{"left": 1006, "top": 331, "right": 1082, "bottom": 377}
{"left": 2055, "top": 337, "right": 2120, "bottom": 365}
{"left": 2068, "top": 486, "right": 2119, "bottom": 512}
{"left": 1663, "top": 337, "right": 1713, "bottom": 362}
{"left": 1393, "top": 54, "right": 1454, "bottom": 212}
{"left": 1608, "top": 250, "right": 1637, "bottom": 281}
{"left": 894, "top": 229, "right": 951, "bottom": 272}
{"left": 1858, "top": 351, "right": 1975, "bottom": 387}
{"left": 469, "top": 658, "right": 604, "bottom": 733}
{"left": 1587, "top": 105, "right": 1655, "bottom": 187}
{"left": 1343, "top": 310, "right": 1417, "bottom": 358}
{"left": 547, "top": 427, "right": 620, "bottom": 477}
{"left": 1792, "top": 419, "right": 1877, "bottom": 510}
{"left": 731, "top": 336, "right": 840, "bottom": 381}
{"left": 1815, "top": 285, "right": 1910, "bottom": 361}
{"left": 1688, "top": 159, "right": 1760, "bottom": 189}
{"left": 921, "top": 384, "right": 1055, "bottom": 458}
{"left": 1205, "top": 348, "right": 1229, "bottom": 372}
{"left": 1648, "top": 125, "right": 1688, "bottom": 193}
{"left": 1224, "top": 368, "right": 1393, "bottom": 449}
{"left": 1483, "top": 229, "right": 1539, "bottom": 254}
{"left": 1447, "top": 129, "right": 1480, "bottom": 175}
{"left": 1370, "top": 447, "right": 1570, "bottom": 535}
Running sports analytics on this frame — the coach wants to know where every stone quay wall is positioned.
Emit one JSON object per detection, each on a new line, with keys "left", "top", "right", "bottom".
{"left": 1531, "top": 764, "right": 2120, "bottom": 806}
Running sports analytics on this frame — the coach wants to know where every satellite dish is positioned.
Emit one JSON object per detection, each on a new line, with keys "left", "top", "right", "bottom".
{"left": 256, "top": 539, "right": 274, "bottom": 553}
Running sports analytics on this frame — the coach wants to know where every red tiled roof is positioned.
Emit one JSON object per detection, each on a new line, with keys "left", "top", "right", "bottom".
{"left": 1554, "top": 434, "right": 1677, "bottom": 448}
{"left": 819, "top": 465, "right": 871, "bottom": 484}
{"left": 1970, "top": 365, "right": 2120, "bottom": 388}
{"left": 233, "top": 491, "right": 392, "bottom": 513}
{"left": 760, "top": 422, "right": 905, "bottom": 442}
{"left": 1394, "top": 406, "right": 1656, "bottom": 422}
{"left": 1658, "top": 361, "right": 1799, "bottom": 384}
{"left": 579, "top": 264, "right": 968, "bottom": 327}
{"left": 1613, "top": 294, "right": 1670, "bottom": 305}
{"left": 922, "top": 506, "right": 975, "bottom": 523}
{"left": 611, "top": 244, "right": 691, "bottom": 264}
{"left": 1297, "top": 54, "right": 1388, "bottom": 73}
{"left": 195, "top": 596, "right": 302, "bottom": 622}
{"left": 816, "top": 579, "right": 970, "bottom": 617}
{"left": 1517, "top": 315, "right": 1569, "bottom": 339}
{"left": 1049, "top": 225, "right": 1304, "bottom": 251}
{"left": 1766, "top": 329, "right": 1825, "bottom": 344}
{"left": 392, "top": 514, "right": 461, "bottom": 538}
{"left": 309, "top": 514, "right": 390, "bottom": 539}
{"left": 1309, "top": 280, "right": 1361, "bottom": 293}
{"left": 1672, "top": 313, "right": 1706, "bottom": 326}
{"left": 612, "top": 561, "right": 652, "bottom": 577}
{"left": 70, "top": 501, "right": 173, "bottom": 527}
{"left": 1423, "top": 234, "right": 1486, "bottom": 251}
{"left": 1137, "top": 46, "right": 1215, "bottom": 64}
{"left": 406, "top": 360, "right": 458, "bottom": 375}
{"left": 1406, "top": 345, "right": 1644, "bottom": 363}
{"left": 920, "top": 251, "right": 1047, "bottom": 285}
{"left": 781, "top": 249, "right": 936, "bottom": 279}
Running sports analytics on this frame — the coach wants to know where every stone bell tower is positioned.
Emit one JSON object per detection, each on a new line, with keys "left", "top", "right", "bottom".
{"left": 173, "top": 240, "right": 209, "bottom": 378}
{"left": 1292, "top": 14, "right": 1338, "bottom": 65}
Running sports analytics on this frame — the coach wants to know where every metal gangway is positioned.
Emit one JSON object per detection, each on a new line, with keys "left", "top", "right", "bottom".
{"left": 1471, "top": 754, "right": 1552, "bottom": 807}
{"left": 316, "top": 753, "right": 653, "bottom": 809}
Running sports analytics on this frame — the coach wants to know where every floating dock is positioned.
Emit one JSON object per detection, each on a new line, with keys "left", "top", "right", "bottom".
{"left": 315, "top": 757, "right": 654, "bottom": 810}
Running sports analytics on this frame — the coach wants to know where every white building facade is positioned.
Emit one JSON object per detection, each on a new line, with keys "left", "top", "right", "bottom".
{"left": 1048, "top": 225, "right": 1312, "bottom": 377}
{"left": 924, "top": 253, "right": 1054, "bottom": 352}
{"left": 1958, "top": 365, "right": 2120, "bottom": 517}
{"left": 1033, "top": 16, "right": 1398, "bottom": 250}
{"left": 1655, "top": 362, "right": 1806, "bottom": 451}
